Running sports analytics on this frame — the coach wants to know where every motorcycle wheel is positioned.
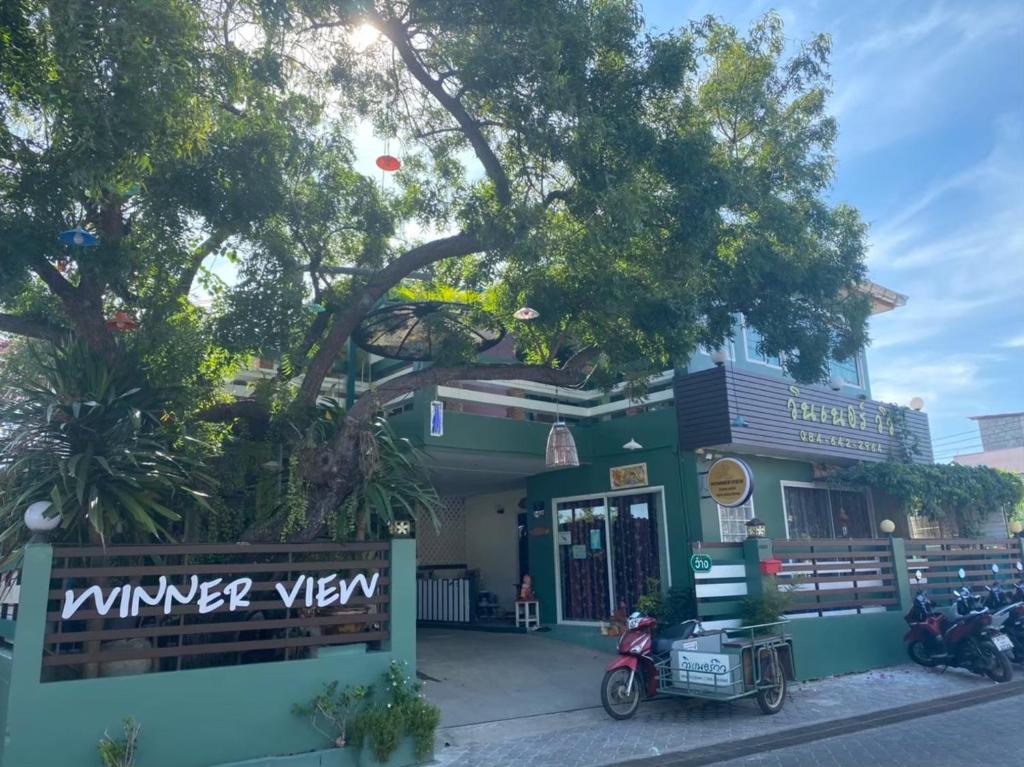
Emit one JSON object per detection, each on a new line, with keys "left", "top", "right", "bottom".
{"left": 755, "top": 650, "right": 786, "bottom": 715}
{"left": 979, "top": 641, "right": 1013, "bottom": 683}
{"left": 906, "top": 640, "right": 940, "bottom": 667}
{"left": 601, "top": 667, "right": 642, "bottom": 720}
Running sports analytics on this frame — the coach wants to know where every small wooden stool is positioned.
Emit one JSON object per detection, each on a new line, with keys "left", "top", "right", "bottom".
{"left": 515, "top": 600, "right": 540, "bottom": 630}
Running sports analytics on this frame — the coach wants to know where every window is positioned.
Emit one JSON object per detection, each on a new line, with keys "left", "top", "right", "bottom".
{"left": 742, "top": 323, "right": 783, "bottom": 368}
{"left": 718, "top": 499, "right": 755, "bottom": 542}
{"left": 827, "top": 356, "right": 862, "bottom": 387}
{"left": 782, "top": 485, "right": 873, "bottom": 539}
{"left": 908, "top": 515, "right": 958, "bottom": 539}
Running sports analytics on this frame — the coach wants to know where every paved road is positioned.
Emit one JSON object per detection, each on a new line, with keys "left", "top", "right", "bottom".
{"left": 712, "top": 694, "right": 1023, "bottom": 767}
{"left": 431, "top": 658, "right": 1002, "bottom": 767}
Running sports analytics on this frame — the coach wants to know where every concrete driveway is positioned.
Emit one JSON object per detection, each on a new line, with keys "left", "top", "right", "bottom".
{"left": 417, "top": 628, "right": 614, "bottom": 728}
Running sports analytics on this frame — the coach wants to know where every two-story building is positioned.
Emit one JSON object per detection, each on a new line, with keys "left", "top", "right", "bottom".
{"left": 370, "top": 281, "right": 933, "bottom": 628}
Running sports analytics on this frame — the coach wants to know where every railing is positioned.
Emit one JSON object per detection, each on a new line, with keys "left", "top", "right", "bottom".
{"left": 691, "top": 542, "right": 747, "bottom": 629}
{"left": 43, "top": 542, "right": 390, "bottom": 679}
{"left": 905, "top": 538, "right": 1022, "bottom": 592}
{"left": 436, "top": 370, "right": 677, "bottom": 423}
{"left": 774, "top": 539, "right": 899, "bottom": 618}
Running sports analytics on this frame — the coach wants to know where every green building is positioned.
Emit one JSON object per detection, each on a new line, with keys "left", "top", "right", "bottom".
{"left": 383, "top": 283, "right": 933, "bottom": 628}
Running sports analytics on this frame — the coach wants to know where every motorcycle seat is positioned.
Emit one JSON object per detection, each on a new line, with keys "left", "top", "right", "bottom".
{"left": 652, "top": 619, "right": 700, "bottom": 655}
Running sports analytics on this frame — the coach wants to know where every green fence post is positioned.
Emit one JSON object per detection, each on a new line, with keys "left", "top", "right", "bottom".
{"left": 390, "top": 538, "right": 416, "bottom": 670}
{"left": 890, "top": 537, "right": 912, "bottom": 612}
{"left": 742, "top": 537, "right": 773, "bottom": 600}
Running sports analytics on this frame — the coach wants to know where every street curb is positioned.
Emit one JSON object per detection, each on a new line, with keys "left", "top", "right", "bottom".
{"left": 612, "top": 679, "right": 1024, "bottom": 766}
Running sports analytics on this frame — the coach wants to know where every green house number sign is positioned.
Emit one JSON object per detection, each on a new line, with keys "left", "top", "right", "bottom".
{"left": 689, "top": 553, "right": 713, "bottom": 573}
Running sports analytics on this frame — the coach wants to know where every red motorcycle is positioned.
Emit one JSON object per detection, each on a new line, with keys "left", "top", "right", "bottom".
{"left": 600, "top": 613, "right": 668, "bottom": 719}
{"left": 904, "top": 589, "right": 1013, "bottom": 682}
{"left": 601, "top": 614, "right": 790, "bottom": 719}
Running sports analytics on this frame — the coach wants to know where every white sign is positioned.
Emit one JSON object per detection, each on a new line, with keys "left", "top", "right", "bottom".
{"left": 61, "top": 572, "right": 380, "bottom": 620}
{"left": 673, "top": 651, "right": 731, "bottom": 687}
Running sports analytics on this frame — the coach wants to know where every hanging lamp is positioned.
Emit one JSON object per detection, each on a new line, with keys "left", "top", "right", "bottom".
{"left": 545, "top": 387, "right": 579, "bottom": 468}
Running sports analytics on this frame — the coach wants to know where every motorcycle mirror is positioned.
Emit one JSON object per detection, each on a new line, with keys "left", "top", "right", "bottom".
{"left": 915, "top": 569, "right": 923, "bottom": 582}
{"left": 992, "top": 564, "right": 1000, "bottom": 574}
{"left": 1017, "top": 562, "right": 1023, "bottom": 573}
{"left": 958, "top": 567, "right": 966, "bottom": 580}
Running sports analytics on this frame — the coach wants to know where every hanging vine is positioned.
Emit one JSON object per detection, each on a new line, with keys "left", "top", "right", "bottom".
{"left": 831, "top": 462, "right": 1024, "bottom": 537}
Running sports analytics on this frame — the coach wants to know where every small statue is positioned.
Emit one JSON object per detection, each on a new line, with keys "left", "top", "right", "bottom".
{"left": 518, "top": 574, "right": 534, "bottom": 601}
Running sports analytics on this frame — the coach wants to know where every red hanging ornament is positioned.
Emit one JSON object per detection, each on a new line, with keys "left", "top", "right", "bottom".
{"left": 375, "top": 154, "right": 401, "bottom": 172}
{"left": 105, "top": 311, "right": 139, "bottom": 333}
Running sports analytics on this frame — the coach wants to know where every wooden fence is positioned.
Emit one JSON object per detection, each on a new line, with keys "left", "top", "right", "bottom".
{"left": 42, "top": 542, "right": 390, "bottom": 679}
{"left": 774, "top": 539, "right": 900, "bottom": 618}
{"left": 905, "top": 538, "right": 1022, "bottom": 593}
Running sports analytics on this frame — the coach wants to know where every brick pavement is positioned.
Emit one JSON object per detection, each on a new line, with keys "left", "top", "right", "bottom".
{"left": 711, "top": 695, "right": 1023, "bottom": 767}
{"left": 431, "top": 666, "right": 1010, "bottom": 767}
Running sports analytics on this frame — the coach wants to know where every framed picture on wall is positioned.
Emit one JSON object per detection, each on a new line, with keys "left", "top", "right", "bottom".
{"left": 609, "top": 462, "right": 649, "bottom": 490}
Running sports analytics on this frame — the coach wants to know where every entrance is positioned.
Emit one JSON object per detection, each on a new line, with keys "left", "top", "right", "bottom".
{"left": 553, "top": 489, "right": 668, "bottom": 623}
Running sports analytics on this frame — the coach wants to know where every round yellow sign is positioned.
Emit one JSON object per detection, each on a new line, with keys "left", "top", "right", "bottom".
{"left": 707, "top": 457, "right": 753, "bottom": 507}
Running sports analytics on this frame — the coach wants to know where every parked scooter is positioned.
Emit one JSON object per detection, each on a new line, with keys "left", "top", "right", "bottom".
{"left": 904, "top": 567, "right": 1014, "bottom": 683}
{"left": 979, "top": 562, "right": 1024, "bottom": 664}
{"left": 601, "top": 614, "right": 698, "bottom": 719}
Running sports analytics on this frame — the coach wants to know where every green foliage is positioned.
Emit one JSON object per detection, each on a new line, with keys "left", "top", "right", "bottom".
{"left": 292, "top": 680, "right": 372, "bottom": 748}
{"left": 0, "top": 340, "right": 214, "bottom": 552}
{"left": 832, "top": 462, "right": 1024, "bottom": 538}
{"left": 351, "top": 660, "right": 441, "bottom": 762}
{"left": 742, "top": 577, "right": 796, "bottom": 628}
{"left": 336, "top": 417, "right": 440, "bottom": 541}
{"left": 634, "top": 578, "right": 696, "bottom": 625}
{"left": 97, "top": 717, "right": 141, "bottom": 767}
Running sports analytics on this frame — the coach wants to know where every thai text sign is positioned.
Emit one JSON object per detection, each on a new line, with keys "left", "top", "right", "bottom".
{"left": 675, "top": 367, "right": 933, "bottom": 464}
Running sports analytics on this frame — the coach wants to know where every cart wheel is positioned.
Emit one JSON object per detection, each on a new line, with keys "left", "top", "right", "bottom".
{"left": 755, "top": 651, "right": 786, "bottom": 715}
{"left": 601, "top": 667, "right": 642, "bottom": 720}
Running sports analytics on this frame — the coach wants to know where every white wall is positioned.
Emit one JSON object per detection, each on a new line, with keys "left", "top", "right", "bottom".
{"left": 464, "top": 489, "right": 525, "bottom": 612}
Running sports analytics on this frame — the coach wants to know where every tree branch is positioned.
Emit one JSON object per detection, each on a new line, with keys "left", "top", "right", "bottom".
{"left": 296, "top": 231, "right": 483, "bottom": 405}
{"left": 377, "top": 15, "right": 511, "bottom": 205}
{"left": 173, "top": 228, "right": 232, "bottom": 300}
{"left": 0, "top": 313, "right": 65, "bottom": 343}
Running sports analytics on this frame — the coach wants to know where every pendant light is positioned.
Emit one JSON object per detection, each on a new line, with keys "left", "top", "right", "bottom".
{"left": 545, "top": 386, "right": 579, "bottom": 468}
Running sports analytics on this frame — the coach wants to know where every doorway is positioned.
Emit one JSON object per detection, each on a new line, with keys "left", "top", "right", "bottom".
{"left": 552, "top": 488, "right": 669, "bottom": 623}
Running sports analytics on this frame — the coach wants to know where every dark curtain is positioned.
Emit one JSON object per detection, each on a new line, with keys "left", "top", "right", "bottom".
{"left": 830, "top": 490, "right": 872, "bottom": 538}
{"left": 556, "top": 500, "right": 610, "bottom": 621}
{"left": 784, "top": 486, "right": 832, "bottom": 539}
{"left": 610, "top": 494, "right": 661, "bottom": 613}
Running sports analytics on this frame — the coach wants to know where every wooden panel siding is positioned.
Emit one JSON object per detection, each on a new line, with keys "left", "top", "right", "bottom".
{"left": 905, "top": 538, "right": 1021, "bottom": 592}
{"left": 774, "top": 539, "right": 899, "bottom": 618}
{"left": 41, "top": 543, "right": 390, "bottom": 679}
{"left": 675, "top": 367, "right": 933, "bottom": 463}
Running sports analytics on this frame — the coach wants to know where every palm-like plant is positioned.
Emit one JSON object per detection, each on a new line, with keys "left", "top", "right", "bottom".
{"left": 339, "top": 415, "right": 440, "bottom": 540}
{"left": 0, "top": 341, "right": 213, "bottom": 552}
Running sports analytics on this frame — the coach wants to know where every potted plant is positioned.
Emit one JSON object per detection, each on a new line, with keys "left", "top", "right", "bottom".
{"left": 352, "top": 661, "right": 440, "bottom": 766}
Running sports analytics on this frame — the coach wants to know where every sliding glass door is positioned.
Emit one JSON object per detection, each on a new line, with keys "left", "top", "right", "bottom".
{"left": 555, "top": 491, "right": 665, "bottom": 623}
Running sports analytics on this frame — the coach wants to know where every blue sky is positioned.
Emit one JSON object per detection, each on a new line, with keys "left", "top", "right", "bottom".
{"left": 641, "top": 0, "right": 1024, "bottom": 459}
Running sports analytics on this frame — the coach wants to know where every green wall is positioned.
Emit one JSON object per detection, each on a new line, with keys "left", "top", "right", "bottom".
{"left": 786, "top": 612, "right": 909, "bottom": 681}
{"left": 523, "top": 411, "right": 699, "bottom": 623}
{"left": 1, "top": 541, "right": 417, "bottom": 767}
{"left": 697, "top": 454, "right": 814, "bottom": 543}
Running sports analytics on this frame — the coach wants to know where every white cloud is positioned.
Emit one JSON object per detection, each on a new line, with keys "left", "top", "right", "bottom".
{"left": 869, "top": 353, "right": 995, "bottom": 412}
{"left": 830, "top": 2, "right": 1023, "bottom": 153}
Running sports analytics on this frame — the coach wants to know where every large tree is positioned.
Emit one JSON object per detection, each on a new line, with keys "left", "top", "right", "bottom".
{"left": 1, "top": 1, "right": 869, "bottom": 540}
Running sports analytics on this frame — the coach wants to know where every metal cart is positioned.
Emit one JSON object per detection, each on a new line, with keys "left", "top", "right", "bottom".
{"left": 656, "top": 621, "right": 795, "bottom": 714}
